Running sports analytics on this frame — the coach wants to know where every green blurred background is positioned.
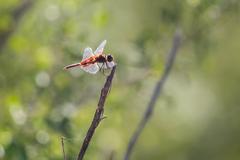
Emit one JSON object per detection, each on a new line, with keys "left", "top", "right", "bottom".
{"left": 0, "top": 0, "right": 240, "bottom": 159}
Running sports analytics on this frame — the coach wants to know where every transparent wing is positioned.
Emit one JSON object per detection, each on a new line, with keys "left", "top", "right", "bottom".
{"left": 81, "top": 64, "right": 99, "bottom": 74}
{"left": 82, "top": 47, "right": 94, "bottom": 60}
{"left": 99, "top": 61, "right": 115, "bottom": 69}
{"left": 94, "top": 40, "right": 107, "bottom": 55}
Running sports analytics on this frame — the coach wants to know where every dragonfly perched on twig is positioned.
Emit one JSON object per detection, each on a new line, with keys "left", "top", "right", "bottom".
{"left": 64, "top": 40, "right": 115, "bottom": 74}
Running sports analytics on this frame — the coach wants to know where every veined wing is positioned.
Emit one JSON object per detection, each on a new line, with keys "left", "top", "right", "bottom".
{"left": 81, "top": 47, "right": 99, "bottom": 74}
{"left": 99, "top": 61, "right": 115, "bottom": 69}
{"left": 94, "top": 40, "right": 107, "bottom": 55}
{"left": 82, "top": 47, "right": 94, "bottom": 60}
{"left": 81, "top": 64, "right": 99, "bottom": 74}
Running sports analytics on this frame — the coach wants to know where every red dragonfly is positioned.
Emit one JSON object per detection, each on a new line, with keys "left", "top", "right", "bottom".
{"left": 64, "top": 40, "right": 115, "bottom": 74}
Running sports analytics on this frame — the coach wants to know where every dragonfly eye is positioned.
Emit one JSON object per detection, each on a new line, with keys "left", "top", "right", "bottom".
{"left": 107, "top": 54, "right": 113, "bottom": 62}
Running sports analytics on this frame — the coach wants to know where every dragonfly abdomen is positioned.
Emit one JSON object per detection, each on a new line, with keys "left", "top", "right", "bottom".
{"left": 80, "top": 57, "right": 97, "bottom": 66}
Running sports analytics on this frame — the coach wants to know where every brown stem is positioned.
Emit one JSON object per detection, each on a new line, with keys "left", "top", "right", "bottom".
{"left": 124, "top": 29, "right": 182, "bottom": 160}
{"left": 77, "top": 66, "right": 116, "bottom": 160}
{"left": 61, "top": 137, "right": 67, "bottom": 160}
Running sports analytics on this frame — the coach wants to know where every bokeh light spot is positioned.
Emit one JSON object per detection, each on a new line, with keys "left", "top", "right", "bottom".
{"left": 44, "top": 4, "right": 60, "bottom": 21}
{"left": 61, "top": 102, "right": 77, "bottom": 118}
{"left": 0, "top": 145, "right": 5, "bottom": 158}
{"left": 10, "top": 106, "right": 27, "bottom": 125}
{"left": 36, "top": 130, "right": 50, "bottom": 145}
{"left": 186, "top": 0, "right": 200, "bottom": 7}
{"left": 35, "top": 71, "right": 50, "bottom": 88}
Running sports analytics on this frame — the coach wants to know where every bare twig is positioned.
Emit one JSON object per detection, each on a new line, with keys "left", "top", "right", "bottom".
{"left": 124, "top": 29, "right": 182, "bottom": 160}
{"left": 108, "top": 150, "right": 115, "bottom": 160}
{"left": 77, "top": 66, "right": 116, "bottom": 160}
{"left": 0, "top": 0, "right": 34, "bottom": 51}
{"left": 61, "top": 137, "right": 67, "bottom": 160}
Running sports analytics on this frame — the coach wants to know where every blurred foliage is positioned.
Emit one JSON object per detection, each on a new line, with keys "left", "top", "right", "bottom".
{"left": 0, "top": 0, "right": 240, "bottom": 159}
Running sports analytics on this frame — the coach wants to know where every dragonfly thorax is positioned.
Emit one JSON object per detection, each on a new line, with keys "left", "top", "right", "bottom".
{"left": 96, "top": 54, "right": 107, "bottom": 63}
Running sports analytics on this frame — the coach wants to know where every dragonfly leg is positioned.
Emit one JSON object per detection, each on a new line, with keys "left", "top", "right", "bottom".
{"left": 100, "top": 63, "right": 109, "bottom": 76}
{"left": 99, "top": 63, "right": 104, "bottom": 72}
{"left": 97, "top": 63, "right": 101, "bottom": 71}
{"left": 97, "top": 63, "right": 105, "bottom": 75}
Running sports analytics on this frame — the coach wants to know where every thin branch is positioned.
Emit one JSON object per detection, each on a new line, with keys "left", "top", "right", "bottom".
{"left": 77, "top": 66, "right": 117, "bottom": 160}
{"left": 108, "top": 150, "right": 115, "bottom": 160}
{"left": 61, "top": 137, "right": 67, "bottom": 160}
{"left": 124, "top": 29, "right": 182, "bottom": 160}
{"left": 0, "top": 0, "right": 34, "bottom": 51}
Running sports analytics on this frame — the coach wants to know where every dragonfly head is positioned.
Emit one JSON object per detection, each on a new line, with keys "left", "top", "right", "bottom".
{"left": 106, "top": 54, "right": 114, "bottom": 62}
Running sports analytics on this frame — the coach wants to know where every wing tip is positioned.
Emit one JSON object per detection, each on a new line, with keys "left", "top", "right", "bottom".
{"left": 102, "top": 40, "right": 107, "bottom": 45}
{"left": 84, "top": 47, "right": 93, "bottom": 52}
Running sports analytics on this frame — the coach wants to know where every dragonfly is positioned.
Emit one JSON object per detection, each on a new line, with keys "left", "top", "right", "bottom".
{"left": 64, "top": 40, "right": 115, "bottom": 74}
